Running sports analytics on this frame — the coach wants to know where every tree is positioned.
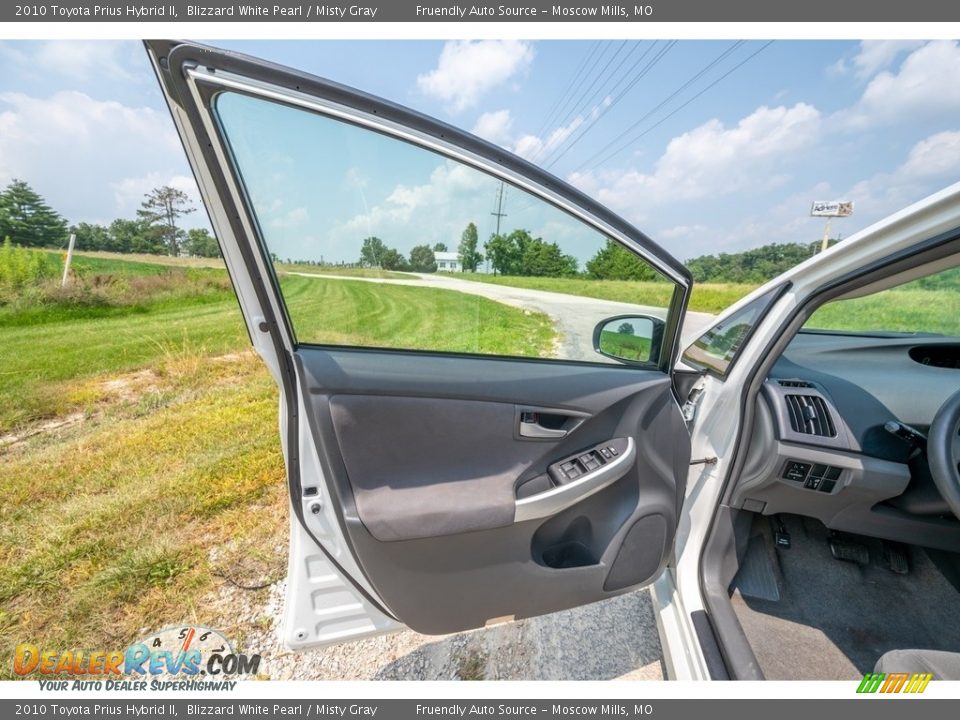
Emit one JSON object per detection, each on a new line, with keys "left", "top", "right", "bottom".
{"left": 586, "top": 239, "right": 659, "bottom": 281}
{"left": 485, "top": 229, "right": 575, "bottom": 277}
{"left": 408, "top": 244, "right": 437, "bottom": 272}
{"left": 109, "top": 218, "right": 165, "bottom": 254}
{"left": 520, "top": 236, "right": 577, "bottom": 277}
{"left": 182, "top": 228, "right": 221, "bottom": 258}
{"left": 71, "top": 222, "right": 112, "bottom": 252}
{"left": 484, "top": 232, "right": 521, "bottom": 276}
{"left": 136, "top": 186, "right": 195, "bottom": 256}
{"left": 457, "top": 222, "right": 483, "bottom": 272}
{"left": 617, "top": 322, "right": 635, "bottom": 335}
{"left": 432, "top": 242, "right": 448, "bottom": 252}
{"left": 685, "top": 242, "right": 817, "bottom": 283}
{"left": 0, "top": 179, "right": 68, "bottom": 248}
{"left": 379, "top": 247, "right": 408, "bottom": 271}
{"left": 359, "top": 236, "right": 388, "bottom": 267}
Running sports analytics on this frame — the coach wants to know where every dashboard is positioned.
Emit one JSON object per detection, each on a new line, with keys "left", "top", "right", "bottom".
{"left": 732, "top": 331, "right": 960, "bottom": 551}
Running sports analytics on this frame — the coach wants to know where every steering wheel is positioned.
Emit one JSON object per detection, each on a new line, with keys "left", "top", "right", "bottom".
{"left": 928, "top": 388, "right": 960, "bottom": 519}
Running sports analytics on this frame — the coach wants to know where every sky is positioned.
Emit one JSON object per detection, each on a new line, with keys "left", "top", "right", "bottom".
{"left": 0, "top": 39, "right": 959, "bottom": 263}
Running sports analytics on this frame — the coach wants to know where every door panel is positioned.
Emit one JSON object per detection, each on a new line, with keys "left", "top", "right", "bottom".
{"left": 146, "top": 39, "right": 693, "bottom": 649}
{"left": 296, "top": 348, "right": 690, "bottom": 635}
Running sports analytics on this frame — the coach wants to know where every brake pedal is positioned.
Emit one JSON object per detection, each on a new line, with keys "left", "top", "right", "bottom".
{"left": 884, "top": 541, "right": 910, "bottom": 575}
{"left": 828, "top": 532, "right": 870, "bottom": 565}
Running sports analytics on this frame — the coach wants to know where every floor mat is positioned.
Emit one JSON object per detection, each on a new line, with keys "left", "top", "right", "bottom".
{"left": 730, "top": 514, "right": 960, "bottom": 680}
{"left": 731, "top": 533, "right": 780, "bottom": 602}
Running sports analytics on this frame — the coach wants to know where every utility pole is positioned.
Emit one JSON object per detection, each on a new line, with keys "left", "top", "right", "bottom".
{"left": 491, "top": 182, "right": 507, "bottom": 236}
{"left": 487, "top": 182, "right": 509, "bottom": 274}
{"left": 819, "top": 217, "right": 832, "bottom": 253}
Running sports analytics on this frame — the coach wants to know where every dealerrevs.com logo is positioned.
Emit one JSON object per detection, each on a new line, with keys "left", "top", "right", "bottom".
{"left": 14, "top": 625, "right": 261, "bottom": 691}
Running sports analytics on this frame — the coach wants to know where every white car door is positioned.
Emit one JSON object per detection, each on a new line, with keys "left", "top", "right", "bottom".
{"left": 147, "top": 39, "right": 697, "bottom": 651}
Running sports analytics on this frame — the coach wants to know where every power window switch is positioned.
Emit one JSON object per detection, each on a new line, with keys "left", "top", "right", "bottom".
{"left": 600, "top": 447, "right": 613, "bottom": 460}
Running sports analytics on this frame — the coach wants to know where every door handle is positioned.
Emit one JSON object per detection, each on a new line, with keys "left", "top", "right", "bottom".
{"left": 519, "top": 416, "right": 569, "bottom": 439}
{"left": 517, "top": 409, "right": 587, "bottom": 440}
{"left": 514, "top": 437, "right": 635, "bottom": 522}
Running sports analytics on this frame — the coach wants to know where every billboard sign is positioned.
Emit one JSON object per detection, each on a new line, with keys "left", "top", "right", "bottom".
{"left": 811, "top": 200, "right": 854, "bottom": 217}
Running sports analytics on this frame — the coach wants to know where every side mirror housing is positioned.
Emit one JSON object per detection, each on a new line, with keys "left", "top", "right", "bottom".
{"left": 592, "top": 314, "right": 665, "bottom": 365}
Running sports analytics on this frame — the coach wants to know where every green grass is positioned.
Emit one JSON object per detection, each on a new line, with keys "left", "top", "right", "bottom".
{"left": 0, "top": 264, "right": 556, "bottom": 430}
{"left": 0, "top": 353, "right": 288, "bottom": 677}
{"left": 807, "top": 288, "right": 960, "bottom": 336}
{"left": 597, "top": 330, "right": 652, "bottom": 363}
{"left": 437, "top": 272, "right": 756, "bottom": 314}
{"left": 280, "top": 274, "right": 555, "bottom": 357}
{"left": 275, "top": 262, "right": 414, "bottom": 280}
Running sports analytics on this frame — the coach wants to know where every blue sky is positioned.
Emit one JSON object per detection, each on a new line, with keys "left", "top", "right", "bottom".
{"left": 0, "top": 39, "right": 958, "bottom": 262}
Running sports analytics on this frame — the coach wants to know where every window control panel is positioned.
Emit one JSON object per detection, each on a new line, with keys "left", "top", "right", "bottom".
{"left": 781, "top": 460, "right": 843, "bottom": 493}
{"left": 548, "top": 438, "right": 628, "bottom": 485}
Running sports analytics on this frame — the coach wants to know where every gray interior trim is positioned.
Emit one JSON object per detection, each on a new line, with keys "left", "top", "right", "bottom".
{"left": 296, "top": 347, "right": 691, "bottom": 634}
{"left": 698, "top": 229, "right": 960, "bottom": 681}
{"left": 515, "top": 438, "right": 636, "bottom": 522}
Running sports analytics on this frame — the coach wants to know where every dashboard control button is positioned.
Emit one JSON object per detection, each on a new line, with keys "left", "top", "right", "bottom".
{"left": 804, "top": 476, "right": 822, "bottom": 490}
{"left": 811, "top": 464, "right": 828, "bottom": 478}
{"left": 783, "top": 461, "right": 811, "bottom": 482}
{"left": 819, "top": 479, "right": 836, "bottom": 493}
{"left": 825, "top": 466, "right": 842, "bottom": 480}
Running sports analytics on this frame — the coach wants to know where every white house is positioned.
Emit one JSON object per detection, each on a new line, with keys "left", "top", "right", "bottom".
{"left": 434, "top": 251, "right": 461, "bottom": 272}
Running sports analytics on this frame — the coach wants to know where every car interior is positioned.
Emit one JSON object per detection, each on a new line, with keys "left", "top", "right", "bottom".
{"left": 697, "top": 249, "right": 960, "bottom": 680}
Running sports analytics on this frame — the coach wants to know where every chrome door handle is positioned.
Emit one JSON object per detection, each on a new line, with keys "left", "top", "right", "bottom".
{"left": 519, "top": 418, "right": 569, "bottom": 439}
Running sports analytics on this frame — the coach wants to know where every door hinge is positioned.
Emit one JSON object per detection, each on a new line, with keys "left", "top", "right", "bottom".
{"left": 682, "top": 386, "right": 705, "bottom": 424}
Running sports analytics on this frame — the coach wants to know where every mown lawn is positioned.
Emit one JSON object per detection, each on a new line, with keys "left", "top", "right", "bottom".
{"left": 0, "top": 255, "right": 556, "bottom": 674}
{"left": 437, "top": 272, "right": 756, "bottom": 314}
{"left": 0, "top": 352, "right": 288, "bottom": 678}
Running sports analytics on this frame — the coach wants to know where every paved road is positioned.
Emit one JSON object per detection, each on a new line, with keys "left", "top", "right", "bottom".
{"left": 290, "top": 271, "right": 716, "bottom": 361}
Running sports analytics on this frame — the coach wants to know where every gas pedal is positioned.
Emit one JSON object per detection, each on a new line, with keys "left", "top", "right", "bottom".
{"left": 883, "top": 541, "right": 910, "bottom": 575}
{"left": 828, "top": 532, "right": 870, "bottom": 565}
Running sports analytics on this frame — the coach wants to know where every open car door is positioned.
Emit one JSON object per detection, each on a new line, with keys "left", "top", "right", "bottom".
{"left": 146, "top": 40, "right": 694, "bottom": 650}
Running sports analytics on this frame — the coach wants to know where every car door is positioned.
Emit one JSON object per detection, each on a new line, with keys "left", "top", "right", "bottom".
{"left": 146, "top": 40, "right": 694, "bottom": 650}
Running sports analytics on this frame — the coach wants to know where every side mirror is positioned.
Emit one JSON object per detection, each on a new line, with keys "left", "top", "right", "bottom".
{"left": 592, "top": 315, "right": 665, "bottom": 365}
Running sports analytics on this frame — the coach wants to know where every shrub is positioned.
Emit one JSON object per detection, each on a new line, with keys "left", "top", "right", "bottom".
{"left": 0, "top": 238, "right": 59, "bottom": 289}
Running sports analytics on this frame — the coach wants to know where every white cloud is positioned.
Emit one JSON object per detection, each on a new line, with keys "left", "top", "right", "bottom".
{"left": 417, "top": 40, "right": 534, "bottom": 113}
{"left": 0, "top": 41, "right": 143, "bottom": 83}
{"left": 838, "top": 41, "right": 960, "bottom": 128}
{"left": 269, "top": 206, "right": 309, "bottom": 229}
{"left": 472, "top": 109, "right": 513, "bottom": 146}
{"left": 659, "top": 224, "right": 708, "bottom": 240}
{"left": 0, "top": 90, "right": 199, "bottom": 226}
{"left": 899, "top": 130, "right": 960, "bottom": 179}
{"left": 831, "top": 40, "right": 925, "bottom": 80}
{"left": 569, "top": 103, "right": 822, "bottom": 217}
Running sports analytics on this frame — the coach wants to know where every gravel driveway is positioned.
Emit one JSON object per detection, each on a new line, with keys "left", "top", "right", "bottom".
{"left": 221, "top": 577, "right": 664, "bottom": 681}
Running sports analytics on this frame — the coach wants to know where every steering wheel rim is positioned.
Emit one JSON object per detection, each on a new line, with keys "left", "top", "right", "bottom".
{"left": 928, "top": 388, "right": 960, "bottom": 520}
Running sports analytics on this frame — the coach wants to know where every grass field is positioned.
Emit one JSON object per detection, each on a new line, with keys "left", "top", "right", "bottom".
{"left": 2, "top": 248, "right": 958, "bottom": 675}
{"left": 0, "top": 251, "right": 557, "bottom": 674}
{"left": 437, "top": 272, "right": 756, "bottom": 314}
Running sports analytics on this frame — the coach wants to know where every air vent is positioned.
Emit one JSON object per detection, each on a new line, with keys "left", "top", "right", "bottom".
{"left": 778, "top": 379, "right": 815, "bottom": 388}
{"left": 784, "top": 394, "right": 836, "bottom": 437}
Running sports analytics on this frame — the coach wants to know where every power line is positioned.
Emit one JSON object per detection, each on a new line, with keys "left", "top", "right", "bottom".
{"left": 582, "top": 40, "right": 775, "bottom": 173}
{"left": 535, "top": 41, "right": 657, "bottom": 165}
{"left": 534, "top": 40, "right": 630, "bottom": 161}
{"left": 538, "top": 42, "right": 612, "bottom": 150}
{"left": 532, "top": 42, "right": 602, "bottom": 144}
{"left": 541, "top": 40, "right": 678, "bottom": 169}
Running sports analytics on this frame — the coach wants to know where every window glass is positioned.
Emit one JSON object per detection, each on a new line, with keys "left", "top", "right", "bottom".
{"left": 682, "top": 286, "right": 783, "bottom": 377}
{"left": 214, "top": 92, "right": 678, "bottom": 364}
{"left": 805, "top": 266, "right": 960, "bottom": 337}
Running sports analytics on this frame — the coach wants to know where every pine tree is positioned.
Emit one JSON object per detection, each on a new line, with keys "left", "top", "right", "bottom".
{"left": 0, "top": 179, "right": 68, "bottom": 248}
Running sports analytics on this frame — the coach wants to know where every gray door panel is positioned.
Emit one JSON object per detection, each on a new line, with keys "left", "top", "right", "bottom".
{"left": 295, "top": 348, "right": 690, "bottom": 635}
